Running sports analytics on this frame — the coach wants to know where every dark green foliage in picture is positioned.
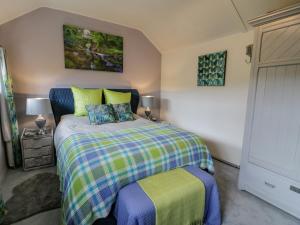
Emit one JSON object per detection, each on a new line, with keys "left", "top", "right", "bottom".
{"left": 63, "top": 24, "right": 123, "bottom": 72}
{"left": 198, "top": 50, "right": 227, "bottom": 86}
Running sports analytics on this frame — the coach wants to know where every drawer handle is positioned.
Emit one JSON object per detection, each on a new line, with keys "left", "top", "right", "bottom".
{"left": 29, "top": 145, "right": 50, "bottom": 150}
{"left": 290, "top": 185, "right": 300, "bottom": 194}
{"left": 264, "top": 181, "right": 275, "bottom": 189}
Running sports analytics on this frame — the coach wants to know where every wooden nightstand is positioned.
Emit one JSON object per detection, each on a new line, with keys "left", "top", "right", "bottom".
{"left": 21, "top": 127, "right": 54, "bottom": 171}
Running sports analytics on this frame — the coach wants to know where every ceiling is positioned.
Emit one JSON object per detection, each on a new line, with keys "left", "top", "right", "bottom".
{"left": 0, "top": 0, "right": 299, "bottom": 51}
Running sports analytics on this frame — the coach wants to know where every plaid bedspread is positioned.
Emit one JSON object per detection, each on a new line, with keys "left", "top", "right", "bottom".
{"left": 57, "top": 123, "right": 214, "bottom": 225}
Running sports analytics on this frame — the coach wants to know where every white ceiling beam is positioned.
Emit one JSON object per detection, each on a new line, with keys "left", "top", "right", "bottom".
{"left": 230, "top": 0, "right": 248, "bottom": 32}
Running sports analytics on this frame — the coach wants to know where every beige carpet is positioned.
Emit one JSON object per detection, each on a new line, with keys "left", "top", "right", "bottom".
{"left": 215, "top": 161, "right": 300, "bottom": 225}
{"left": 2, "top": 161, "right": 300, "bottom": 225}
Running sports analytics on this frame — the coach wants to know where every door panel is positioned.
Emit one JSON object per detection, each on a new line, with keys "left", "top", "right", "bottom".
{"left": 260, "top": 22, "right": 300, "bottom": 63}
{"left": 249, "top": 64, "right": 300, "bottom": 181}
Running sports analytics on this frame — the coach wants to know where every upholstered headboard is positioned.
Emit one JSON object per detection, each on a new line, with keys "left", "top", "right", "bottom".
{"left": 49, "top": 88, "right": 140, "bottom": 125}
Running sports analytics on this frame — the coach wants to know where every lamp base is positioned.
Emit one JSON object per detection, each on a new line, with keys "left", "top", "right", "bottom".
{"left": 145, "top": 108, "right": 152, "bottom": 120}
{"left": 35, "top": 115, "right": 46, "bottom": 135}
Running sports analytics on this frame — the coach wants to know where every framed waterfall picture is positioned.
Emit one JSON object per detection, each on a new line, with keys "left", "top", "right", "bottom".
{"left": 197, "top": 50, "right": 227, "bottom": 86}
{"left": 63, "top": 24, "right": 123, "bottom": 72}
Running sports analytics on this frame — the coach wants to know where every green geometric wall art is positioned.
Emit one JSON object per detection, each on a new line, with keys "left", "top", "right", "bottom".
{"left": 197, "top": 50, "right": 227, "bottom": 86}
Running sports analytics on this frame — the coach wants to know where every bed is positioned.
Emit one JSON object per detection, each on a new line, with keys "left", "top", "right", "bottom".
{"left": 49, "top": 88, "right": 217, "bottom": 225}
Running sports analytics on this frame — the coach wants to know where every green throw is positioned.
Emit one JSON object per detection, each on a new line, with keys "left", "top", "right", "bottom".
{"left": 138, "top": 168, "right": 205, "bottom": 225}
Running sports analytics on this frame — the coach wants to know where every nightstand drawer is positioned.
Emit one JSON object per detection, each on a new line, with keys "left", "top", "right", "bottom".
{"left": 23, "top": 146, "right": 51, "bottom": 158}
{"left": 23, "top": 137, "right": 52, "bottom": 149}
{"left": 24, "top": 155, "right": 53, "bottom": 169}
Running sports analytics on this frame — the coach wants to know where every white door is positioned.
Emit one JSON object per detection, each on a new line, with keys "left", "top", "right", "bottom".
{"left": 248, "top": 64, "right": 300, "bottom": 181}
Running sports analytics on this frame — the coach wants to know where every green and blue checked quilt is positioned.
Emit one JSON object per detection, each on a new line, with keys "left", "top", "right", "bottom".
{"left": 57, "top": 123, "right": 214, "bottom": 225}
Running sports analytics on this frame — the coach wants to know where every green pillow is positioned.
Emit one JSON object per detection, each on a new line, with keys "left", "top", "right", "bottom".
{"left": 71, "top": 86, "right": 102, "bottom": 116}
{"left": 104, "top": 89, "right": 131, "bottom": 104}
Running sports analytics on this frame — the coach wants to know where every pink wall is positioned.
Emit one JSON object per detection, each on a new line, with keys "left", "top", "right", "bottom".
{"left": 0, "top": 7, "right": 161, "bottom": 129}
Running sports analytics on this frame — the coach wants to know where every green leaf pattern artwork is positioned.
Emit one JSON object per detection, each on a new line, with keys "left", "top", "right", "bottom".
{"left": 63, "top": 24, "right": 123, "bottom": 72}
{"left": 198, "top": 50, "right": 227, "bottom": 86}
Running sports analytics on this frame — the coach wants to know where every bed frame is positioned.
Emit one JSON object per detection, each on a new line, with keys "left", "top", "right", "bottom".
{"left": 49, "top": 88, "right": 140, "bottom": 125}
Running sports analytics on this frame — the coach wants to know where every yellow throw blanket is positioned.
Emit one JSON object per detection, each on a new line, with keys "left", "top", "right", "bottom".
{"left": 138, "top": 168, "right": 205, "bottom": 225}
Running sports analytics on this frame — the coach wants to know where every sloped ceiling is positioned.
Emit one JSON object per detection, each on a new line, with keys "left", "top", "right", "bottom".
{"left": 0, "top": 0, "right": 299, "bottom": 51}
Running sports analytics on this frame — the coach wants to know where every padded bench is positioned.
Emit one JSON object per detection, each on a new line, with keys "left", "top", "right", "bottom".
{"left": 113, "top": 166, "right": 221, "bottom": 225}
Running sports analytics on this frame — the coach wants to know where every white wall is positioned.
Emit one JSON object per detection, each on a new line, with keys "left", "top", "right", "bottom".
{"left": 160, "top": 31, "right": 254, "bottom": 166}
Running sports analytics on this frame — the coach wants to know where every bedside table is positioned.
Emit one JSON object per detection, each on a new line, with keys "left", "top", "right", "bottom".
{"left": 21, "top": 127, "right": 54, "bottom": 171}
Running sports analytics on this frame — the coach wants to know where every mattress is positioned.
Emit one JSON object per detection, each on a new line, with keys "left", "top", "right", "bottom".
{"left": 54, "top": 114, "right": 152, "bottom": 148}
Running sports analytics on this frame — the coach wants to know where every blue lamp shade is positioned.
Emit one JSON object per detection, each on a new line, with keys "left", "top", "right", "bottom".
{"left": 26, "top": 98, "right": 53, "bottom": 115}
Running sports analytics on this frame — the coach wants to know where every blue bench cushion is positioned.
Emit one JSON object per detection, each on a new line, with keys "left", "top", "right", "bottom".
{"left": 114, "top": 166, "right": 221, "bottom": 225}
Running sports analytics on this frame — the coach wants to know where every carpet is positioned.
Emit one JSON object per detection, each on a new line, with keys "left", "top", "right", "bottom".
{"left": 3, "top": 162, "right": 300, "bottom": 225}
{"left": 2, "top": 173, "right": 61, "bottom": 225}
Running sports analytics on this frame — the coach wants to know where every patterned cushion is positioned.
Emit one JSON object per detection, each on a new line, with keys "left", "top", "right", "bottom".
{"left": 112, "top": 103, "right": 135, "bottom": 122}
{"left": 71, "top": 86, "right": 102, "bottom": 116}
{"left": 86, "top": 104, "right": 116, "bottom": 125}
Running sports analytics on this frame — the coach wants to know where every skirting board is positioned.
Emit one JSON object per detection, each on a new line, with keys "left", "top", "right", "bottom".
{"left": 212, "top": 156, "right": 240, "bottom": 169}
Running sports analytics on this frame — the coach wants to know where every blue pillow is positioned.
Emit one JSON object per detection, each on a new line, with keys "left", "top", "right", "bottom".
{"left": 86, "top": 104, "right": 116, "bottom": 125}
{"left": 112, "top": 103, "right": 135, "bottom": 122}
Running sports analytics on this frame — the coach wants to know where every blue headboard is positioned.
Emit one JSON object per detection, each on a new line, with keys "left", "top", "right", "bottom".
{"left": 49, "top": 88, "right": 140, "bottom": 125}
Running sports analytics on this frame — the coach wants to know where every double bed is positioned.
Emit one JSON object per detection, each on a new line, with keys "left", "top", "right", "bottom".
{"left": 50, "top": 88, "right": 219, "bottom": 225}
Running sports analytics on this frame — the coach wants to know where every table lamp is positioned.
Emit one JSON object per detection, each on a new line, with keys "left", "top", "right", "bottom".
{"left": 26, "top": 98, "right": 53, "bottom": 134}
{"left": 141, "top": 95, "right": 154, "bottom": 120}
